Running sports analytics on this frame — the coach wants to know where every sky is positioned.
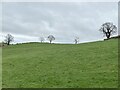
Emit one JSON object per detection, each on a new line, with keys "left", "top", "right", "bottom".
{"left": 1, "top": 2, "right": 118, "bottom": 44}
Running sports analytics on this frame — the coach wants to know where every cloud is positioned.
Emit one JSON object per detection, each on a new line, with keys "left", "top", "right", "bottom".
{"left": 2, "top": 0, "right": 119, "bottom": 2}
{"left": 2, "top": 2, "right": 118, "bottom": 44}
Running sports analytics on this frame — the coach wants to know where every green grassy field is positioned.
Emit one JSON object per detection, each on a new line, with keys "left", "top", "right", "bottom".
{"left": 2, "top": 39, "right": 118, "bottom": 88}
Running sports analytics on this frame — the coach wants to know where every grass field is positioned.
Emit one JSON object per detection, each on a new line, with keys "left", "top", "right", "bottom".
{"left": 2, "top": 39, "right": 118, "bottom": 88}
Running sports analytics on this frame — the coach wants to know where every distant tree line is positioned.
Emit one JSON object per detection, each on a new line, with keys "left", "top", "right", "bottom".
{"left": 39, "top": 35, "right": 55, "bottom": 44}
{"left": 2, "top": 22, "right": 117, "bottom": 46}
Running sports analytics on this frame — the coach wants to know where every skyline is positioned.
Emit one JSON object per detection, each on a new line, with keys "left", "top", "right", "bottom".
{"left": 1, "top": 2, "right": 118, "bottom": 44}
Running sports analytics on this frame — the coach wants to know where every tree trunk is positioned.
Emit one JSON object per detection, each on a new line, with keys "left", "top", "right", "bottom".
{"left": 7, "top": 42, "right": 10, "bottom": 45}
{"left": 106, "top": 32, "right": 110, "bottom": 39}
{"left": 50, "top": 40, "right": 52, "bottom": 44}
{"left": 75, "top": 41, "right": 77, "bottom": 44}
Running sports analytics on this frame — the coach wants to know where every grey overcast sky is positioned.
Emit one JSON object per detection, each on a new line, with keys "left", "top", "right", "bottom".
{"left": 1, "top": 2, "right": 118, "bottom": 44}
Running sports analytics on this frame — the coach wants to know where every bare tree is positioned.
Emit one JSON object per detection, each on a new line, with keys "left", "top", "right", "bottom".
{"left": 39, "top": 37, "right": 45, "bottom": 43}
{"left": 74, "top": 37, "right": 79, "bottom": 44}
{"left": 47, "top": 35, "right": 55, "bottom": 44}
{"left": 4, "top": 34, "right": 14, "bottom": 45}
{"left": 99, "top": 22, "right": 117, "bottom": 39}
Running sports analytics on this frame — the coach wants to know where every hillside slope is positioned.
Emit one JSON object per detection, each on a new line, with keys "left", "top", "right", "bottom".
{"left": 2, "top": 39, "right": 118, "bottom": 88}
